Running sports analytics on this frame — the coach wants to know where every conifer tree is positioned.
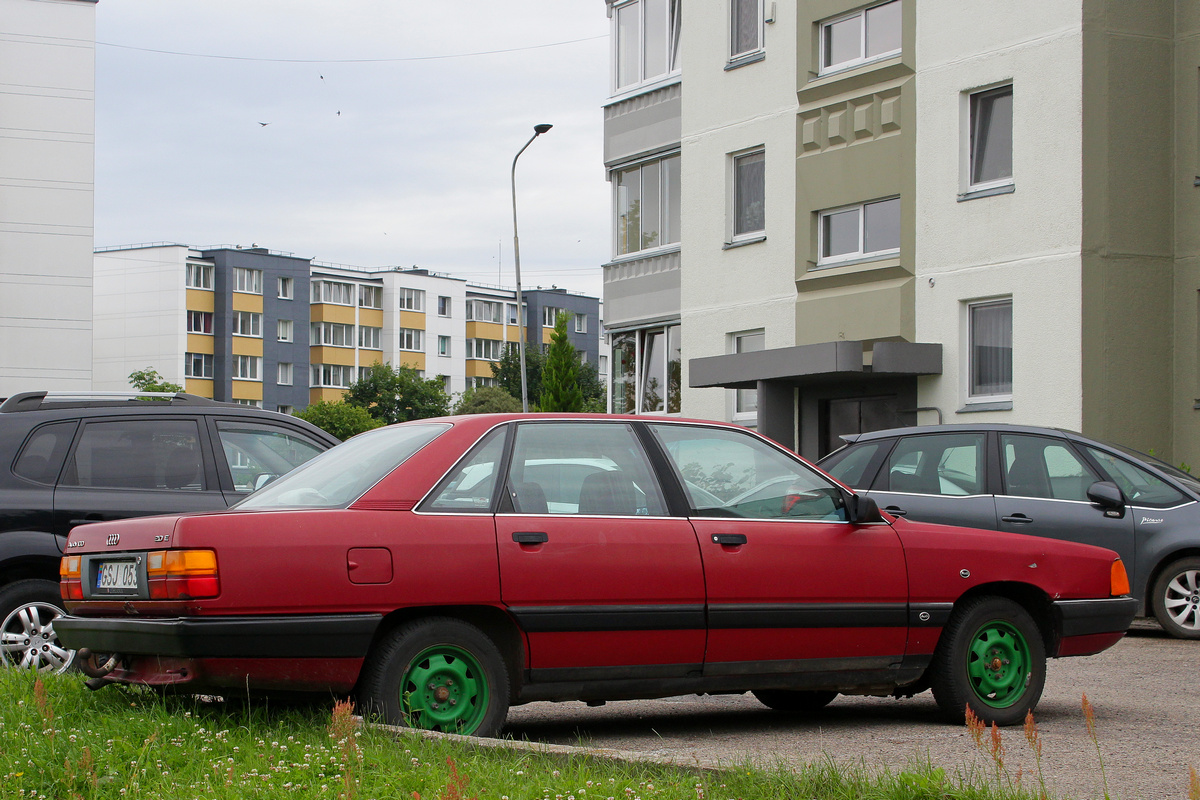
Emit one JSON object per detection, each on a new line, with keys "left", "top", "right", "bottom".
{"left": 539, "top": 312, "right": 584, "bottom": 412}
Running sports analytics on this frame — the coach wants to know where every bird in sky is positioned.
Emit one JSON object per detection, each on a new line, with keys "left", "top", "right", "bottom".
{"left": 258, "top": 122, "right": 270, "bottom": 127}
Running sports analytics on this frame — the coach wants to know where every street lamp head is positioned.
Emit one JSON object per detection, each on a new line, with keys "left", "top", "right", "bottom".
{"left": 533, "top": 123, "right": 553, "bottom": 135}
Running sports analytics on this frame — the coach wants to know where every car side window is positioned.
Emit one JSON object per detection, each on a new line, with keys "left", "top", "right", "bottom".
{"left": 886, "top": 434, "right": 984, "bottom": 496}
{"left": 649, "top": 423, "right": 846, "bottom": 521}
{"left": 821, "top": 442, "right": 882, "bottom": 488}
{"left": 61, "top": 419, "right": 205, "bottom": 491}
{"left": 423, "top": 427, "right": 508, "bottom": 513}
{"left": 1085, "top": 447, "right": 1186, "bottom": 508}
{"left": 1001, "top": 435, "right": 1097, "bottom": 501}
{"left": 12, "top": 421, "right": 77, "bottom": 484}
{"left": 507, "top": 422, "right": 667, "bottom": 516}
{"left": 215, "top": 422, "right": 327, "bottom": 493}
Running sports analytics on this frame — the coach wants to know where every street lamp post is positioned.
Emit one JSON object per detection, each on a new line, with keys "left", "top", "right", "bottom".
{"left": 510, "top": 123, "right": 552, "bottom": 412}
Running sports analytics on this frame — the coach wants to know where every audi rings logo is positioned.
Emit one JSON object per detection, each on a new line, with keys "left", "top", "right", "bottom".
{"left": 106, "top": 533, "right": 120, "bottom": 547}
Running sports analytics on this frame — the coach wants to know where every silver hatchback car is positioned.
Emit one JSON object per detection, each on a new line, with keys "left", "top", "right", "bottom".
{"left": 819, "top": 423, "right": 1200, "bottom": 639}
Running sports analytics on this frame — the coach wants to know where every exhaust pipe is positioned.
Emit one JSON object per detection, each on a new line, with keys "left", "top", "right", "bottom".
{"left": 76, "top": 648, "right": 119, "bottom": 688}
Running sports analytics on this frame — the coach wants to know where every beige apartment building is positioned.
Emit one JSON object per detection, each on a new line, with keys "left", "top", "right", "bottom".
{"left": 602, "top": 0, "right": 1200, "bottom": 464}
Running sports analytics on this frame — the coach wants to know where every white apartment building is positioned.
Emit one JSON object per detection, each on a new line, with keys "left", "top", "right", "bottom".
{"left": 0, "top": 0, "right": 96, "bottom": 395}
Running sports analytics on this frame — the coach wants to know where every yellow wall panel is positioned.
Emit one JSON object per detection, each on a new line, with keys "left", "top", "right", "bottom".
{"left": 359, "top": 308, "right": 384, "bottom": 327}
{"left": 505, "top": 327, "right": 521, "bottom": 342}
{"left": 541, "top": 328, "right": 552, "bottom": 345}
{"left": 232, "top": 337, "right": 263, "bottom": 357}
{"left": 184, "top": 378, "right": 213, "bottom": 398}
{"left": 399, "top": 310, "right": 426, "bottom": 330}
{"left": 399, "top": 352, "right": 426, "bottom": 371}
{"left": 310, "top": 387, "right": 347, "bottom": 405}
{"left": 186, "top": 334, "right": 214, "bottom": 354}
{"left": 231, "top": 380, "right": 264, "bottom": 401}
{"left": 232, "top": 293, "right": 263, "bottom": 313}
{"left": 466, "top": 321, "right": 504, "bottom": 340}
{"left": 359, "top": 351, "right": 383, "bottom": 367}
{"left": 311, "top": 304, "right": 356, "bottom": 324}
{"left": 186, "top": 289, "right": 215, "bottom": 312}
{"left": 465, "top": 360, "right": 497, "bottom": 378}
{"left": 310, "top": 346, "right": 356, "bottom": 366}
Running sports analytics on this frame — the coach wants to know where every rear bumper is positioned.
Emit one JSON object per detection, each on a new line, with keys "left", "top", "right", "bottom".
{"left": 1051, "top": 597, "right": 1137, "bottom": 657}
{"left": 55, "top": 613, "right": 382, "bottom": 659}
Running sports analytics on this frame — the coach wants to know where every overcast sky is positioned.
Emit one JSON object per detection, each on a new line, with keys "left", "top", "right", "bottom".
{"left": 93, "top": 1, "right": 611, "bottom": 297}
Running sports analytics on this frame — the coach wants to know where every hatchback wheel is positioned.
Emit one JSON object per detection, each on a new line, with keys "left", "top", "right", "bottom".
{"left": 930, "top": 596, "right": 1045, "bottom": 726}
{"left": 752, "top": 689, "right": 837, "bottom": 713}
{"left": 0, "top": 579, "right": 75, "bottom": 674}
{"left": 1151, "top": 557, "right": 1200, "bottom": 639}
{"left": 358, "top": 617, "right": 509, "bottom": 737}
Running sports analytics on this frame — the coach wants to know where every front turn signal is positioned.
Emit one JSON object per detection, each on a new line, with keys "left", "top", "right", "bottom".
{"left": 1111, "top": 558, "right": 1131, "bottom": 597}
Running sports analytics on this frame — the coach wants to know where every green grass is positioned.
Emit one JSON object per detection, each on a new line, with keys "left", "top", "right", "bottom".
{"left": 0, "top": 669, "right": 1063, "bottom": 800}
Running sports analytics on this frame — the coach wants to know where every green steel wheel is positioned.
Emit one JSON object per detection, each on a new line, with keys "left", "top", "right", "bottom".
{"left": 358, "top": 617, "right": 510, "bottom": 738}
{"left": 930, "top": 596, "right": 1046, "bottom": 727}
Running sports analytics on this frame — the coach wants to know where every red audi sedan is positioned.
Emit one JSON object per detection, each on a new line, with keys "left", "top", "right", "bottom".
{"left": 55, "top": 414, "right": 1135, "bottom": 737}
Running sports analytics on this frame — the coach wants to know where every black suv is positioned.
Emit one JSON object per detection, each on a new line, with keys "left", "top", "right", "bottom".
{"left": 0, "top": 391, "right": 339, "bottom": 672}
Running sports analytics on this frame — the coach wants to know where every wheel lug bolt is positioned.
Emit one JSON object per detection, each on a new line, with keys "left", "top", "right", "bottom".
{"left": 431, "top": 703, "right": 439, "bottom": 710}
{"left": 449, "top": 699, "right": 457, "bottom": 706}
{"left": 428, "top": 683, "right": 435, "bottom": 690}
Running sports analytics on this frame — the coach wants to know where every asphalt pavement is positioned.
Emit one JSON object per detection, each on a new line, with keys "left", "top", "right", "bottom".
{"left": 503, "top": 622, "right": 1198, "bottom": 800}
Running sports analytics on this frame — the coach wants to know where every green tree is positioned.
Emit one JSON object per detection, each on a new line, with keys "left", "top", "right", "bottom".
{"left": 491, "top": 342, "right": 545, "bottom": 409}
{"left": 540, "top": 312, "right": 584, "bottom": 412}
{"left": 577, "top": 360, "right": 606, "bottom": 413}
{"left": 294, "top": 401, "right": 383, "bottom": 441}
{"left": 346, "top": 362, "right": 450, "bottom": 424}
{"left": 128, "top": 367, "right": 182, "bottom": 394}
{"left": 452, "top": 386, "right": 523, "bottom": 415}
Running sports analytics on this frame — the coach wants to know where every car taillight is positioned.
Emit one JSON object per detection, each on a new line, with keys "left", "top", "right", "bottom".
{"left": 147, "top": 549, "right": 220, "bottom": 600}
{"left": 1111, "top": 558, "right": 1131, "bottom": 597}
{"left": 60, "top": 555, "right": 82, "bottom": 600}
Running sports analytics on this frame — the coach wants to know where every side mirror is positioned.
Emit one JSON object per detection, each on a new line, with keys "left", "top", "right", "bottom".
{"left": 253, "top": 473, "right": 278, "bottom": 492}
{"left": 1087, "top": 481, "right": 1125, "bottom": 517}
{"left": 846, "top": 493, "right": 886, "bottom": 524}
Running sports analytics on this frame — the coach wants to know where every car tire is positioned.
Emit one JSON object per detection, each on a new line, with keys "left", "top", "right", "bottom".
{"left": 0, "top": 578, "right": 75, "bottom": 674}
{"left": 929, "top": 596, "right": 1045, "bottom": 727}
{"left": 1151, "top": 557, "right": 1200, "bottom": 640}
{"left": 752, "top": 689, "right": 837, "bottom": 713}
{"left": 357, "top": 617, "right": 509, "bottom": 737}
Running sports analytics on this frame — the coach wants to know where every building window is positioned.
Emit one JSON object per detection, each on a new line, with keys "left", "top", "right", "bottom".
{"left": 277, "top": 404, "right": 294, "bottom": 415}
{"left": 438, "top": 296, "right": 452, "bottom": 317}
{"left": 277, "top": 276, "right": 293, "bottom": 300}
{"left": 575, "top": 315, "right": 587, "bottom": 334}
{"left": 399, "top": 328, "right": 424, "bottom": 351}
{"left": 311, "top": 322, "right": 355, "bottom": 347}
{"left": 399, "top": 288, "right": 425, "bottom": 311}
{"left": 278, "top": 362, "right": 293, "bottom": 386}
{"left": 233, "top": 268, "right": 263, "bottom": 295}
{"left": 733, "top": 331, "right": 765, "bottom": 419}
{"left": 818, "top": 197, "right": 901, "bottom": 265}
{"left": 438, "top": 375, "right": 451, "bottom": 392}
{"left": 542, "top": 307, "right": 566, "bottom": 328}
{"left": 732, "top": 150, "right": 766, "bottom": 239}
{"left": 466, "top": 338, "right": 504, "bottom": 361}
{"left": 358, "top": 326, "right": 381, "bottom": 349}
{"left": 311, "top": 280, "right": 354, "bottom": 305}
{"left": 232, "top": 311, "right": 262, "bottom": 338}
{"left": 968, "top": 299, "right": 1013, "bottom": 399}
{"left": 184, "top": 352, "right": 213, "bottom": 378}
{"left": 819, "top": 0, "right": 902, "bottom": 75}
{"left": 277, "top": 319, "right": 293, "bottom": 342}
{"left": 311, "top": 363, "right": 354, "bottom": 388}
{"left": 232, "top": 399, "right": 263, "bottom": 408}
{"left": 187, "top": 311, "right": 213, "bottom": 334}
{"left": 466, "top": 299, "right": 503, "bottom": 323}
{"left": 506, "top": 304, "right": 519, "bottom": 325}
{"left": 611, "top": 325, "right": 681, "bottom": 415}
{"left": 614, "top": 153, "right": 681, "bottom": 257}
{"left": 730, "top": 0, "right": 762, "bottom": 61}
{"left": 599, "top": 355, "right": 609, "bottom": 377}
{"left": 467, "top": 376, "right": 497, "bottom": 389}
{"left": 358, "top": 285, "right": 382, "bottom": 309}
{"left": 969, "top": 84, "right": 1013, "bottom": 190}
{"left": 186, "top": 263, "right": 213, "bottom": 290}
{"left": 438, "top": 335, "right": 451, "bottom": 357}
{"left": 613, "top": 0, "right": 680, "bottom": 93}
{"left": 234, "top": 355, "right": 262, "bottom": 381}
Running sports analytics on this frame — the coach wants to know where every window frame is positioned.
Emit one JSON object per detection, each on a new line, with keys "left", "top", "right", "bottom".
{"left": 612, "top": 152, "right": 681, "bottom": 259}
{"left": 399, "top": 328, "right": 424, "bottom": 352}
{"left": 187, "top": 310, "right": 213, "bottom": 335}
{"left": 610, "top": 324, "right": 682, "bottom": 415}
{"left": 233, "top": 268, "right": 263, "bottom": 295}
{"left": 358, "top": 284, "right": 383, "bottom": 309}
{"left": 311, "top": 279, "right": 354, "bottom": 306}
{"left": 232, "top": 311, "right": 262, "bottom": 338}
{"left": 233, "top": 355, "right": 262, "bottom": 382}
{"left": 729, "top": 0, "right": 764, "bottom": 64}
{"left": 575, "top": 315, "right": 587, "bottom": 334}
{"left": 818, "top": 0, "right": 902, "bottom": 76}
{"left": 965, "top": 297, "right": 1013, "bottom": 402}
{"left": 184, "top": 352, "right": 213, "bottom": 379}
{"left": 730, "top": 148, "right": 766, "bottom": 242}
{"left": 398, "top": 288, "right": 425, "bottom": 312}
{"left": 277, "top": 319, "right": 293, "bottom": 343}
{"left": 277, "top": 362, "right": 293, "bottom": 386}
{"left": 311, "top": 321, "right": 355, "bottom": 348}
{"left": 732, "top": 330, "right": 765, "bottom": 421}
{"left": 358, "top": 325, "right": 382, "bottom": 350}
{"left": 437, "top": 296, "right": 452, "bottom": 317}
{"left": 816, "top": 196, "right": 901, "bottom": 267}
{"left": 966, "top": 83, "right": 1015, "bottom": 194}
{"left": 611, "top": 0, "right": 681, "bottom": 96}
{"left": 438, "top": 335, "right": 451, "bottom": 357}
{"left": 277, "top": 276, "right": 293, "bottom": 300}
{"left": 311, "top": 363, "right": 354, "bottom": 389}
{"left": 185, "top": 263, "right": 213, "bottom": 290}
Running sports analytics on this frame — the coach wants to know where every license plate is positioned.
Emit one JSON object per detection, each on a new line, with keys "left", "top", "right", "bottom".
{"left": 95, "top": 560, "right": 139, "bottom": 594}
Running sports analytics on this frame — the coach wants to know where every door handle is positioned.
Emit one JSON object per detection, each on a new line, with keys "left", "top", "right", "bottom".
{"left": 711, "top": 533, "right": 747, "bottom": 546}
{"left": 512, "top": 531, "right": 548, "bottom": 544}
{"left": 1001, "top": 514, "right": 1034, "bottom": 524}
{"left": 883, "top": 506, "right": 908, "bottom": 517}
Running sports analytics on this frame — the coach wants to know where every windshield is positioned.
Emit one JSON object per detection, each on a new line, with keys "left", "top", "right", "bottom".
{"left": 233, "top": 423, "right": 449, "bottom": 510}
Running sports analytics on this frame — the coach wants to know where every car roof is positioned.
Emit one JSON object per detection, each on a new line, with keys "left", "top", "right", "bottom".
{"left": 838, "top": 422, "right": 1087, "bottom": 445}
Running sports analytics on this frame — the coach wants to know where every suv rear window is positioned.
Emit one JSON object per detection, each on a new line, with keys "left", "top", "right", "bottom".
{"left": 61, "top": 419, "right": 206, "bottom": 491}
